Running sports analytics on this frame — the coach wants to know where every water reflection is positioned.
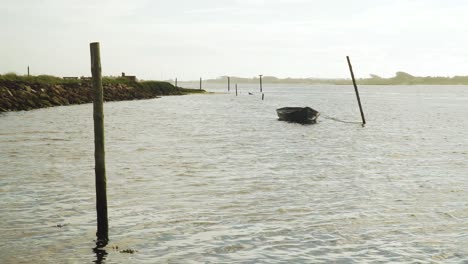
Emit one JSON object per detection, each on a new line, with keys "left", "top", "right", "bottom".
{"left": 93, "top": 247, "right": 108, "bottom": 264}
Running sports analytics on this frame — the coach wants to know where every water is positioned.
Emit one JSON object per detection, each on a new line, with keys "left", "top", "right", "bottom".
{"left": 1, "top": 84, "right": 468, "bottom": 263}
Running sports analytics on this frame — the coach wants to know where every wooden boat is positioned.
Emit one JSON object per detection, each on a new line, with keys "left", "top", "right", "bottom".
{"left": 276, "top": 107, "right": 319, "bottom": 124}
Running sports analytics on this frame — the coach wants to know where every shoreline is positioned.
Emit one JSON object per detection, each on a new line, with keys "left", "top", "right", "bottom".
{"left": 0, "top": 75, "right": 204, "bottom": 113}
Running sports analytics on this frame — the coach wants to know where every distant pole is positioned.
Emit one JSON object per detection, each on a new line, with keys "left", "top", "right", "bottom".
{"left": 27, "top": 66, "right": 30, "bottom": 76}
{"left": 90, "top": 42, "right": 109, "bottom": 248}
{"left": 227, "top": 76, "right": 230, "bottom": 92}
{"left": 262, "top": 93, "right": 264, "bottom": 101}
{"left": 346, "top": 56, "right": 366, "bottom": 126}
{"left": 175, "top": 78, "right": 178, "bottom": 88}
{"left": 259, "top": 75, "right": 263, "bottom": 92}
{"left": 199, "top": 77, "right": 202, "bottom": 90}
{"left": 235, "top": 83, "right": 238, "bottom": 96}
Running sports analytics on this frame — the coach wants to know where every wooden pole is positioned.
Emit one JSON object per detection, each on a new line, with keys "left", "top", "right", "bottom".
{"left": 227, "top": 76, "right": 230, "bottom": 92}
{"left": 346, "top": 56, "right": 366, "bottom": 126}
{"left": 175, "top": 78, "right": 177, "bottom": 88}
{"left": 259, "top": 75, "right": 263, "bottom": 92}
{"left": 262, "top": 93, "right": 264, "bottom": 101}
{"left": 235, "top": 83, "right": 238, "bottom": 96}
{"left": 27, "top": 66, "right": 30, "bottom": 76}
{"left": 90, "top": 42, "right": 109, "bottom": 248}
{"left": 199, "top": 77, "right": 202, "bottom": 90}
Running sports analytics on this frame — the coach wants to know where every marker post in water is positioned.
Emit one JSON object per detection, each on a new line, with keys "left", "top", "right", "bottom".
{"left": 346, "top": 56, "right": 366, "bottom": 126}
{"left": 259, "top": 74, "right": 263, "bottom": 92}
{"left": 227, "top": 76, "right": 230, "bottom": 92}
{"left": 90, "top": 42, "right": 109, "bottom": 247}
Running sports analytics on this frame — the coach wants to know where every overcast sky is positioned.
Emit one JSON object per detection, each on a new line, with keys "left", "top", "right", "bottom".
{"left": 2, "top": 0, "right": 468, "bottom": 80}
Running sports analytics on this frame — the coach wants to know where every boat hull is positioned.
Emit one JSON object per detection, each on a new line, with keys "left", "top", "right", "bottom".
{"left": 276, "top": 107, "right": 319, "bottom": 124}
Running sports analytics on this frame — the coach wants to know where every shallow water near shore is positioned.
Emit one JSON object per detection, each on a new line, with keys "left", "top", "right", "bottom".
{"left": 1, "top": 84, "right": 468, "bottom": 263}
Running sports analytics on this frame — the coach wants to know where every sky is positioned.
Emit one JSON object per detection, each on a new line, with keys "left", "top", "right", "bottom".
{"left": 2, "top": 0, "right": 468, "bottom": 80}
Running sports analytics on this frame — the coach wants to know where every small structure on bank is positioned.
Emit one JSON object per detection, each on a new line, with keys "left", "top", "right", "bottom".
{"left": 121, "top": 72, "right": 136, "bottom": 82}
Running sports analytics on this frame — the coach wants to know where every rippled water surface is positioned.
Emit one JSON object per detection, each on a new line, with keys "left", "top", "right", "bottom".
{"left": 1, "top": 84, "right": 468, "bottom": 263}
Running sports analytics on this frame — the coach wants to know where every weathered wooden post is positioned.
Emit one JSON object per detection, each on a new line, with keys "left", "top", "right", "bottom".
{"left": 227, "top": 76, "right": 230, "bottom": 92}
{"left": 235, "top": 84, "right": 238, "bottom": 96}
{"left": 199, "top": 77, "right": 202, "bottom": 90}
{"left": 27, "top": 66, "right": 30, "bottom": 76}
{"left": 346, "top": 56, "right": 366, "bottom": 126}
{"left": 259, "top": 74, "right": 263, "bottom": 92}
{"left": 90, "top": 42, "right": 109, "bottom": 247}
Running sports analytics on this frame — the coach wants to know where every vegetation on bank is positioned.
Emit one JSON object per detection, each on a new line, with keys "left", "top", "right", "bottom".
{"left": 206, "top": 72, "right": 468, "bottom": 85}
{"left": 0, "top": 73, "right": 204, "bottom": 112}
{"left": 0, "top": 73, "right": 203, "bottom": 94}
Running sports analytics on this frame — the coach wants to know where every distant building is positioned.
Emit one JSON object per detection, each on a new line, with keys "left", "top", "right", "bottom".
{"left": 121, "top": 72, "right": 137, "bottom": 82}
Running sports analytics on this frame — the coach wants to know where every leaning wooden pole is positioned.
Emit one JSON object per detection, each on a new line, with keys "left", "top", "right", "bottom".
{"left": 346, "top": 56, "right": 366, "bottom": 126}
{"left": 90, "top": 42, "right": 109, "bottom": 247}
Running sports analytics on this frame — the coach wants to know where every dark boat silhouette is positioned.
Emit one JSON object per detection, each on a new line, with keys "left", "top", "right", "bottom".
{"left": 276, "top": 107, "right": 319, "bottom": 124}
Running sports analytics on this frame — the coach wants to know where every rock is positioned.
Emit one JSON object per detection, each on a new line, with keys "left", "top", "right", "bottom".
{"left": 5, "top": 87, "right": 13, "bottom": 97}
{"left": 23, "top": 85, "right": 36, "bottom": 93}
{"left": 39, "top": 92, "right": 49, "bottom": 100}
{"left": 40, "top": 99, "right": 53, "bottom": 107}
{"left": 50, "top": 96, "right": 62, "bottom": 105}
{"left": 53, "top": 85, "right": 66, "bottom": 95}
{"left": 1, "top": 99, "right": 12, "bottom": 109}
{"left": 26, "top": 99, "right": 36, "bottom": 107}
{"left": 62, "top": 98, "right": 70, "bottom": 105}
{"left": 0, "top": 79, "right": 175, "bottom": 112}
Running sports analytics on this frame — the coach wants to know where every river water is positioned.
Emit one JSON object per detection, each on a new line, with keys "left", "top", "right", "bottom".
{"left": 1, "top": 84, "right": 467, "bottom": 263}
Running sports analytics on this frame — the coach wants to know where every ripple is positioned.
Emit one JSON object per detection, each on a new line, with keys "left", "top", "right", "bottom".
{"left": 1, "top": 85, "right": 468, "bottom": 262}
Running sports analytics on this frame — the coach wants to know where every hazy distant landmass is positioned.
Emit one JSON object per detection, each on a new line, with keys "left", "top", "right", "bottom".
{"left": 205, "top": 72, "right": 468, "bottom": 85}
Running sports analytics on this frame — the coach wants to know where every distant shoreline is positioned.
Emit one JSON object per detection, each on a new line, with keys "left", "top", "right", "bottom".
{"left": 200, "top": 71, "right": 468, "bottom": 85}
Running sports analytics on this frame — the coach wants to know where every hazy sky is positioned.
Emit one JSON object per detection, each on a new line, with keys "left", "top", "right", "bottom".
{"left": 2, "top": 0, "right": 468, "bottom": 80}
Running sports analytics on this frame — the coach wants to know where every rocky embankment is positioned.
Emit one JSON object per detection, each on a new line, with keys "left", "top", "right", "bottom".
{"left": 0, "top": 79, "right": 193, "bottom": 112}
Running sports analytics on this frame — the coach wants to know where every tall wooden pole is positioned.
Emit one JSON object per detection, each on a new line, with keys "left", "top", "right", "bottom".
{"left": 199, "top": 77, "right": 202, "bottom": 90}
{"left": 259, "top": 75, "right": 263, "bottom": 92}
{"left": 27, "top": 66, "right": 30, "bottom": 76}
{"left": 346, "top": 56, "right": 366, "bottom": 126}
{"left": 228, "top": 76, "right": 230, "bottom": 92}
{"left": 90, "top": 42, "right": 109, "bottom": 247}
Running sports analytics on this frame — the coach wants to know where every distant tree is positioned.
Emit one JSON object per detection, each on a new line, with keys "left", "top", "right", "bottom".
{"left": 395, "top": 71, "right": 414, "bottom": 79}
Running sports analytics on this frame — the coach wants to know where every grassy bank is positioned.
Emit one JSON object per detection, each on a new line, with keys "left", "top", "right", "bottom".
{"left": 0, "top": 73, "right": 205, "bottom": 112}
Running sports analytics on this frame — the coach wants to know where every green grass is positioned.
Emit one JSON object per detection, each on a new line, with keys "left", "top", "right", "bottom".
{"left": 0, "top": 73, "right": 205, "bottom": 94}
{"left": 102, "top": 76, "right": 136, "bottom": 86}
{"left": 137, "top": 80, "right": 182, "bottom": 95}
{"left": 0, "top": 73, "right": 81, "bottom": 85}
